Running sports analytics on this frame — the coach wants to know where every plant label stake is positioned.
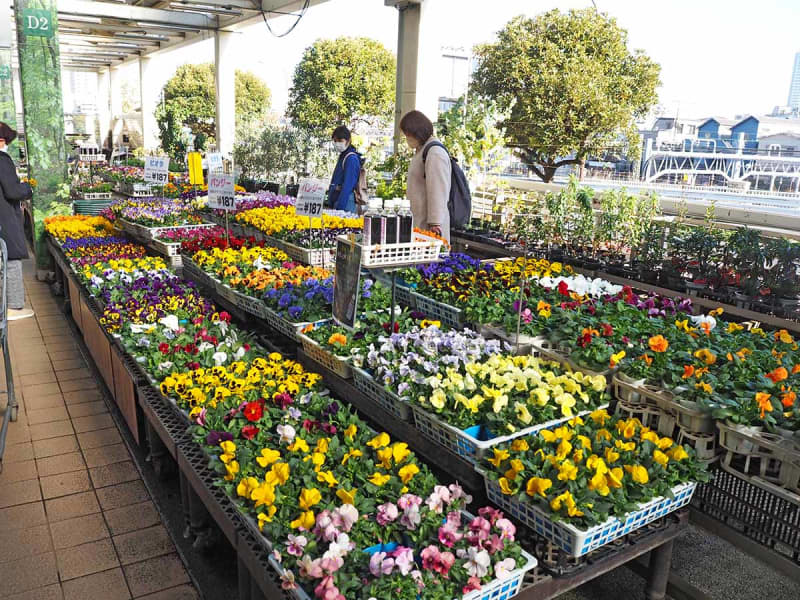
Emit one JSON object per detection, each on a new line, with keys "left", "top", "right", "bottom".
{"left": 208, "top": 173, "right": 236, "bottom": 245}
{"left": 296, "top": 178, "right": 327, "bottom": 264}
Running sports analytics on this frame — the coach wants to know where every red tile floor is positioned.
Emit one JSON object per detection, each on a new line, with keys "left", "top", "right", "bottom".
{"left": 0, "top": 264, "right": 198, "bottom": 599}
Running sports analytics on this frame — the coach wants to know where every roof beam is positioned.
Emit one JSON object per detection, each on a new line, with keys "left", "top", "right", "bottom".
{"left": 58, "top": 20, "right": 187, "bottom": 37}
{"left": 58, "top": 0, "right": 218, "bottom": 29}
{"left": 60, "top": 33, "right": 161, "bottom": 47}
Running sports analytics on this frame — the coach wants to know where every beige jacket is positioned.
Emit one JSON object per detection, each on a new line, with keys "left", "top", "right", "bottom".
{"left": 407, "top": 137, "right": 451, "bottom": 242}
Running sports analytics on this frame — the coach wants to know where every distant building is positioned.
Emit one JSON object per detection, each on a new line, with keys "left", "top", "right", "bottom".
{"left": 789, "top": 51, "right": 800, "bottom": 111}
{"left": 696, "top": 117, "right": 738, "bottom": 144}
{"left": 639, "top": 116, "right": 704, "bottom": 150}
{"left": 437, "top": 47, "right": 472, "bottom": 114}
{"left": 758, "top": 132, "right": 800, "bottom": 156}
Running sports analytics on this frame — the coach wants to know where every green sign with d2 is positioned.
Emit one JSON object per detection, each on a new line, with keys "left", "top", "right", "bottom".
{"left": 22, "top": 9, "right": 55, "bottom": 38}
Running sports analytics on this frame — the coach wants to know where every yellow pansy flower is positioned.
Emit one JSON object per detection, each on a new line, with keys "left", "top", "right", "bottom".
{"left": 341, "top": 449, "right": 363, "bottom": 466}
{"left": 608, "top": 467, "right": 624, "bottom": 488}
{"left": 237, "top": 477, "right": 259, "bottom": 498}
{"left": 604, "top": 447, "right": 620, "bottom": 463}
{"left": 317, "top": 470, "right": 339, "bottom": 488}
{"left": 667, "top": 445, "right": 689, "bottom": 461}
{"left": 224, "top": 461, "right": 239, "bottom": 481}
{"left": 368, "top": 472, "right": 391, "bottom": 487}
{"left": 367, "top": 432, "right": 390, "bottom": 449}
{"left": 526, "top": 477, "right": 552, "bottom": 497}
{"left": 257, "top": 506, "right": 277, "bottom": 530}
{"left": 344, "top": 424, "right": 358, "bottom": 440}
{"left": 510, "top": 439, "right": 529, "bottom": 452}
{"left": 590, "top": 409, "right": 611, "bottom": 425}
{"left": 252, "top": 483, "right": 276, "bottom": 507}
{"left": 625, "top": 464, "right": 649, "bottom": 484}
{"left": 298, "top": 488, "right": 322, "bottom": 510}
{"left": 288, "top": 438, "right": 310, "bottom": 453}
{"left": 290, "top": 510, "right": 316, "bottom": 530}
{"left": 398, "top": 463, "right": 420, "bottom": 484}
{"left": 498, "top": 477, "right": 514, "bottom": 495}
{"left": 270, "top": 462, "right": 290, "bottom": 485}
{"left": 256, "top": 448, "right": 281, "bottom": 468}
{"left": 376, "top": 447, "right": 393, "bottom": 470}
{"left": 653, "top": 450, "right": 669, "bottom": 467}
{"left": 488, "top": 448, "right": 510, "bottom": 467}
{"left": 557, "top": 460, "right": 578, "bottom": 481}
{"left": 336, "top": 488, "right": 357, "bottom": 505}
{"left": 392, "top": 442, "right": 411, "bottom": 464}
{"left": 589, "top": 472, "right": 610, "bottom": 496}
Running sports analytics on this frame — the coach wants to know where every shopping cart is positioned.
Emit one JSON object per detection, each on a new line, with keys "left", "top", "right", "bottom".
{"left": 0, "top": 236, "right": 18, "bottom": 473}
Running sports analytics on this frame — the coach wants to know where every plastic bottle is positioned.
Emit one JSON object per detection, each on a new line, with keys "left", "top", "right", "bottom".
{"left": 384, "top": 199, "right": 400, "bottom": 244}
{"left": 362, "top": 198, "right": 382, "bottom": 246}
{"left": 398, "top": 199, "right": 414, "bottom": 243}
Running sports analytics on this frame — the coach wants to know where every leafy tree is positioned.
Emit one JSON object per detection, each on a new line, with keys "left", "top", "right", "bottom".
{"left": 288, "top": 37, "right": 395, "bottom": 134}
{"left": 233, "top": 121, "right": 337, "bottom": 181}
{"left": 155, "top": 63, "right": 271, "bottom": 160}
{"left": 436, "top": 96, "right": 508, "bottom": 176}
{"left": 472, "top": 9, "right": 660, "bottom": 182}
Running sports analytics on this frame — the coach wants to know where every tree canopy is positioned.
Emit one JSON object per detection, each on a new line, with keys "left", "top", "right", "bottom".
{"left": 436, "top": 96, "right": 508, "bottom": 176}
{"left": 155, "top": 63, "right": 271, "bottom": 160}
{"left": 287, "top": 37, "right": 395, "bottom": 134}
{"left": 472, "top": 9, "right": 660, "bottom": 182}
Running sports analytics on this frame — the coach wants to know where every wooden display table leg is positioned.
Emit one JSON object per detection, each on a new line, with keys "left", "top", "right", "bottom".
{"left": 645, "top": 539, "right": 674, "bottom": 600}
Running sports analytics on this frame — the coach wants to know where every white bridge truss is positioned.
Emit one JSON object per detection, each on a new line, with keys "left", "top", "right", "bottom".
{"left": 642, "top": 148, "right": 800, "bottom": 192}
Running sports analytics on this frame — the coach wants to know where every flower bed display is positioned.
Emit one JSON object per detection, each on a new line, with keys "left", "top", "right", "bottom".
{"left": 44, "top": 215, "right": 115, "bottom": 242}
{"left": 156, "top": 226, "right": 266, "bottom": 254}
{"left": 356, "top": 325, "right": 608, "bottom": 461}
{"left": 61, "top": 236, "right": 147, "bottom": 268}
{"left": 479, "top": 409, "right": 708, "bottom": 556}
{"left": 236, "top": 205, "right": 362, "bottom": 249}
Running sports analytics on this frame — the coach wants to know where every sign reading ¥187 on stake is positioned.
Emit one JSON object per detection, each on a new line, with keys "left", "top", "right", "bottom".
{"left": 22, "top": 9, "right": 54, "bottom": 38}
{"left": 208, "top": 174, "right": 236, "bottom": 210}
{"left": 295, "top": 178, "right": 327, "bottom": 218}
{"left": 144, "top": 155, "right": 169, "bottom": 185}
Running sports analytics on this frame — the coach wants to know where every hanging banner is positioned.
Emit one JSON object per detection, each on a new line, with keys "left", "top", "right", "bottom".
{"left": 332, "top": 237, "right": 362, "bottom": 329}
{"left": 187, "top": 152, "right": 204, "bottom": 186}
{"left": 295, "top": 177, "right": 327, "bottom": 218}
{"left": 208, "top": 173, "right": 236, "bottom": 210}
{"left": 144, "top": 155, "right": 169, "bottom": 185}
{"left": 15, "top": 0, "right": 68, "bottom": 267}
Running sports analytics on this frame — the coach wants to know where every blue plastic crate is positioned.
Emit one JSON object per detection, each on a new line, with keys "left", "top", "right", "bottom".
{"left": 483, "top": 475, "right": 697, "bottom": 557}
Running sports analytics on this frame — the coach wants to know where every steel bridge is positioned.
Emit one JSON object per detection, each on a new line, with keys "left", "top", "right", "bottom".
{"left": 641, "top": 143, "right": 800, "bottom": 193}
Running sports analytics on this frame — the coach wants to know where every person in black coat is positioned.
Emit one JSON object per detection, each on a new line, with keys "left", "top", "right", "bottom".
{"left": 0, "top": 122, "right": 34, "bottom": 320}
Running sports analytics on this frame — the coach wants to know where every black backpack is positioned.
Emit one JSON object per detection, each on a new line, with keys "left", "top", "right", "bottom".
{"left": 422, "top": 141, "right": 472, "bottom": 228}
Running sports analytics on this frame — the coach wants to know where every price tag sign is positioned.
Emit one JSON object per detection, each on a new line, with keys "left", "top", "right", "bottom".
{"left": 295, "top": 178, "right": 327, "bottom": 218}
{"left": 79, "top": 148, "right": 103, "bottom": 163}
{"left": 208, "top": 174, "right": 237, "bottom": 210}
{"left": 144, "top": 155, "right": 169, "bottom": 185}
{"left": 206, "top": 152, "right": 223, "bottom": 173}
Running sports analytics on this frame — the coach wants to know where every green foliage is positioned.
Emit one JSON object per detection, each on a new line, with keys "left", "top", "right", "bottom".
{"left": 436, "top": 96, "right": 507, "bottom": 174}
{"left": 374, "top": 148, "right": 412, "bottom": 200}
{"left": 288, "top": 37, "right": 395, "bottom": 134}
{"left": 233, "top": 120, "right": 336, "bottom": 181}
{"left": 472, "top": 9, "right": 660, "bottom": 182}
{"left": 155, "top": 63, "right": 271, "bottom": 161}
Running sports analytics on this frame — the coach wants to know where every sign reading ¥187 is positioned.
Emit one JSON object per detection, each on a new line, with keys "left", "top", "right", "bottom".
{"left": 22, "top": 9, "right": 55, "bottom": 38}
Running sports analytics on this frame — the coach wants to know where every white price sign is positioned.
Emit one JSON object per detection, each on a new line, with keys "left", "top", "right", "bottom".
{"left": 208, "top": 174, "right": 237, "bottom": 210}
{"left": 144, "top": 155, "right": 169, "bottom": 185}
{"left": 295, "top": 178, "right": 327, "bottom": 218}
{"left": 79, "top": 148, "right": 103, "bottom": 162}
{"left": 206, "top": 152, "right": 223, "bottom": 173}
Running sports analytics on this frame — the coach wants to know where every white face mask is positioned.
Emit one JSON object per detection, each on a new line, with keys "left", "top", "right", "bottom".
{"left": 333, "top": 141, "right": 348, "bottom": 152}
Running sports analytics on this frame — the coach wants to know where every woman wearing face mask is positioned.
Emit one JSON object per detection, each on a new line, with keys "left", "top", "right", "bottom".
{"left": 400, "top": 110, "right": 451, "bottom": 242}
{"left": 327, "top": 126, "right": 362, "bottom": 214}
{"left": 0, "top": 123, "right": 34, "bottom": 320}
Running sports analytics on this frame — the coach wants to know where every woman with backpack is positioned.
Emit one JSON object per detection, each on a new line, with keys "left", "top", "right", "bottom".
{"left": 327, "top": 126, "right": 363, "bottom": 214}
{"left": 400, "top": 110, "right": 452, "bottom": 243}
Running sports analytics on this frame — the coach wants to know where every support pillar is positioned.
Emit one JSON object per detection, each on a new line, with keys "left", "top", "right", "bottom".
{"left": 214, "top": 30, "right": 235, "bottom": 159}
{"left": 0, "top": 14, "right": 18, "bottom": 162}
{"left": 13, "top": 0, "right": 68, "bottom": 270}
{"left": 139, "top": 56, "right": 159, "bottom": 152}
{"left": 97, "top": 68, "right": 111, "bottom": 151}
{"left": 390, "top": 0, "right": 438, "bottom": 150}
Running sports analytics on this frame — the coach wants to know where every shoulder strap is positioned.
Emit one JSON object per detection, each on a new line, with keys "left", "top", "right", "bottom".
{"left": 422, "top": 141, "right": 447, "bottom": 163}
{"left": 343, "top": 151, "right": 361, "bottom": 167}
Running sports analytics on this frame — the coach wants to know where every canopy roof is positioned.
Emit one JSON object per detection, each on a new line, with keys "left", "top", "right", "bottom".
{"left": 10, "top": 0, "right": 329, "bottom": 71}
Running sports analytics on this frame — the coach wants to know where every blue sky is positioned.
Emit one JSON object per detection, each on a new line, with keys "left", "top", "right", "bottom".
{"left": 140, "top": 0, "right": 800, "bottom": 121}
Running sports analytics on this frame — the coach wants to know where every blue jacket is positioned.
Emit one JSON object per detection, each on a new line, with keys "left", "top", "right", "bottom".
{"left": 328, "top": 146, "right": 361, "bottom": 212}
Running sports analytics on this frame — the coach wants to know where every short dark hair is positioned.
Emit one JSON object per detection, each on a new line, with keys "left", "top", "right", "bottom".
{"left": 399, "top": 111, "right": 433, "bottom": 143}
{"left": 332, "top": 125, "right": 351, "bottom": 141}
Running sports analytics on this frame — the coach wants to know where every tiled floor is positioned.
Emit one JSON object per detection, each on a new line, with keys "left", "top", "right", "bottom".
{"left": 0, "top": 264, "right": 198, "bottom": 600}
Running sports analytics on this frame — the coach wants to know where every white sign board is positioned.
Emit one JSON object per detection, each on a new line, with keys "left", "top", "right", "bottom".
{"left": 206, "top": 152, "right": 223, "bottom": 173}
{"left": 208, "top": 174, "right": 237, "bottom": 210}
{"left": 144, "top": 155, "right": 169, "bottom": 185}
{"left": 295, "top": 178, "right": 327, "bottom": 218}
{"left": 79, "top": 147, "right": 103, "bottom": 163}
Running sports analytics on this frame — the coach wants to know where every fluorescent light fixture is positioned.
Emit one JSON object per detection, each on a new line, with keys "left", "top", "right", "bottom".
{"left": 168, "top": 2, "right": 243, "bottom": 16}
